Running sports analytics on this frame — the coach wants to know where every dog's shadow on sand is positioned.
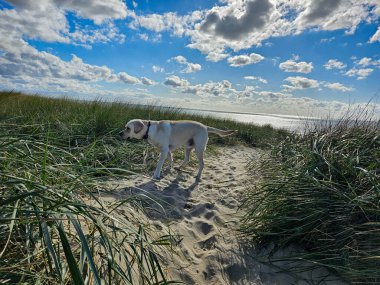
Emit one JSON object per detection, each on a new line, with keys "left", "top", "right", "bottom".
{"left": 120, "top": 170, "right": 200, "bottom": 221}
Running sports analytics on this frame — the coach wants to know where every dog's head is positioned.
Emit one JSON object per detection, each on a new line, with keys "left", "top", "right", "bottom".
{"left": 119, "top": 119, "right": 147, "bottom": 140}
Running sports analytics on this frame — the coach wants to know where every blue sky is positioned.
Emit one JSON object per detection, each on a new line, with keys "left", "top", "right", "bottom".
{"left": 0, "top": 0, "right": 379, "bottom": 117}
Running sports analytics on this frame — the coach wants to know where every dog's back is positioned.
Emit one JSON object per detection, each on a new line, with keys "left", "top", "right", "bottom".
{"left": 167, "top": 120, "right": 208, "bottom": 150}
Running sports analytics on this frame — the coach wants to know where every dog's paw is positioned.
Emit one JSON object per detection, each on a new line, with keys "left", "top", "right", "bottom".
{"left": 152, "top": 174, "right": 161, "bottom": 180}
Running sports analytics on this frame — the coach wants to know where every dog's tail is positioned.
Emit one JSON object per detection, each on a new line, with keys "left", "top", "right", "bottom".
{"left": 207, "top": 126, "right": 237, "bottom": 137}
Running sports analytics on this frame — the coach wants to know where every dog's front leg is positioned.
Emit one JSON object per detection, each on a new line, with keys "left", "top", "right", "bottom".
{"left": 153, "top": 147, "right": 169, "bottom": 179}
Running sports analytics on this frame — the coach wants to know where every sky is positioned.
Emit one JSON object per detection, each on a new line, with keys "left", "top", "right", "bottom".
{"left": 0, "top": 0, "right": 380, "bottom": 117}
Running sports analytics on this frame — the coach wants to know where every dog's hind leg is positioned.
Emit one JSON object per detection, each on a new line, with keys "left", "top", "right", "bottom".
{"left": 165, "top": 151, "right": 173, "bottom": 171}
{"left": 176, "top": 147, "right": 192, "bottom": 170}
{"left": 194, "top": 133, "right": 208, "bottom": 181}
{"left": 153, "top": 147, "right": 169, "bottom": 179}
{"left": 194, "top": 149, "right": 204, "bottom": 181}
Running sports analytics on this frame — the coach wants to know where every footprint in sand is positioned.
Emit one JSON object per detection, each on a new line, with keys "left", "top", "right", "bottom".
{"left": 203, "top": 264, "right": 217, "bottom": 280}
{"left": 196, "top": 221, "right": 213, "bottom": 235}
{"left": 198, "top": 235, "right": 218, "bottom": 250}
{"left": 204, "top": 211, "right": 215, "bottom": 220}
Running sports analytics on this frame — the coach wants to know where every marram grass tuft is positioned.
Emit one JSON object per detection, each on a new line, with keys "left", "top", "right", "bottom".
{"left": 240, "top": 109, "right": 380, "bottom": 284}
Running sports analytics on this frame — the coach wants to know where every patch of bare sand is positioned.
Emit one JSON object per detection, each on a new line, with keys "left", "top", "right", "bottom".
{"left": 101, "top": 145, "right": 345, "bottom": 285}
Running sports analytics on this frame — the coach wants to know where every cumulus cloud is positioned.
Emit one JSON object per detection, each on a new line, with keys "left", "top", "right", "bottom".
{"left": 152, "top": 65, "right": 165, "bottom": 73}
{"left": 345, "top": 68, "right": 374, "bottom": 80}
{"left": 200, "top": 0, "right": 275, "bottom": 41}
{"left": 369, "top": 27, "right": 380, "bottom": 43}
{"left": 0, "top": 1, "right": 161, "bottom": 95}
{"left": 0, "top": 38, "right": 154, "bottom": 93}
{"left": 356, "top": 57, "right": 380, "bottom": 67}
{"left": 164, "top": 75, "right": 190, "bottom": 87}
{"left": 0, "top": 0, "right": 127, "bottom": 48}
{"left": 244, "top": 76, "right": 268, "bottom": 84}
{"left": 6, "top": 0, "right": 128, "bottom": 24}
{"left": 118, "top": 72, "right": 140, "bottom": 84}
{"left": 295, "top": 0, "right": 343, "bottom": 27}
{"left": 282, "top": 76, "right": 319, "bottom": 91}
{"left": 324, "top": 59, "right": 347, "bottom": 70}
{"left": 183, "top": 80, "right": 233, "bottom": 97}
{"left": 238, "top": 88, "right": 291, "bottom": 101}
{"left": 324, "top": 82, "right": 354, "bottom": 92}
{"left": 124, "top": 0, "right": 380, "bottom": 62}
{"left": 171, "top": 55, "right": 202, "bottom": 73}
{"left": 294, "top": 0, "right": 379, "bottom": 35}
{"left": 227, "top": 53, "right": 264, "bottom": 67}
{"left": 279, "top": 59, "right": 313, "bottom": 73}
{"left": 127, "top": 10, "right": 203, "bottom": 37}
{"left": 141, "top": 77, "right": 156, "bottom": 86}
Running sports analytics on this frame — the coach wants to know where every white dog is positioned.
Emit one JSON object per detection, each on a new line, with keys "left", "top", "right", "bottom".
{"left": 119, "top": 119, "right": 235, "bottom": 181}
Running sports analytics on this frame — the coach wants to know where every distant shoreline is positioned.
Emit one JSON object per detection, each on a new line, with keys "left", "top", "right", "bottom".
{"left": 181, "top": 107, "right": 320, "bottom": 121}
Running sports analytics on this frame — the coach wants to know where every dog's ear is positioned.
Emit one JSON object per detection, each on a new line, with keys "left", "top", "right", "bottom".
{"left": 133, "top": 120, "right": 145, "bottom": 133}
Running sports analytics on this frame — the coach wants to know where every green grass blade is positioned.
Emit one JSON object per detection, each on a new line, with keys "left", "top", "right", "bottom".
{"left": 56, "top": 222, "right": 85, "bottom": 285}
{"left": 68, "top": 214, "right": 102, "bottom": 285}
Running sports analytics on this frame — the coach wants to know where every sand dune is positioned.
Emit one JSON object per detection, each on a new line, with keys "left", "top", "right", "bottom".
{"left": 103, "top": 145, "right": 345, "bottom": 285}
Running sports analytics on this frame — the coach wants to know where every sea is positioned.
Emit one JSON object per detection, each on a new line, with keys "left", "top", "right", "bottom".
{"left": 183, "top": 108, "right": 318, "bottom": 133}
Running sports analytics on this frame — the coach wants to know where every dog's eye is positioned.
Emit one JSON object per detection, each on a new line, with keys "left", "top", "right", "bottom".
{"left": 126, "top": 127, "right": 130, "bottom": 131}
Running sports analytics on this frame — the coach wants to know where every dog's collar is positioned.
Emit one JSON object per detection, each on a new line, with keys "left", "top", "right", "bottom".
{"left": 142, "top": 121, "right": 151, "bottom": 140}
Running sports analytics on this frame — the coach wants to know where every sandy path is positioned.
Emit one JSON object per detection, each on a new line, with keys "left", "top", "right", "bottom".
{"left": 103, "top": 145, "right": 345, "bottom": 285}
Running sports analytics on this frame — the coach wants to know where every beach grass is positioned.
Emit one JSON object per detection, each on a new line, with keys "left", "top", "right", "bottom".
{"left": 0, "top": 91, "right": 288, "bottom": 284}
{"left": 240, "top": 108, "right": 380, "bottom": 283}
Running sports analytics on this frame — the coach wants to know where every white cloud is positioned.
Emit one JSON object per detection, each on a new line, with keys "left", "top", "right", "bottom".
{"left": 357, "top": 57, "right": 372, "bottom": 66}
{"left": 279, "top": 59, "right": 313, "bottom": 73}
{"left": 199, "top": 0, "right": 275, "bottom": 41}
{"left": 152, "top": 65, "right": 165, "bottom": 73}
{"left": 171, "top": 55, "right": 202, "bottom": 73}
{"left": 55, "top": 0, "right": 128, "bottom": 25}
{"left": 123, "top": 0, "right": 380, "bottom": 62}
{"left": 369, "top": 27, "right": 380, "bottom": 43}
{"left": 0, "top": 0, "right": 130, "bottom": 97}
{"left": 227, "top": 53, "right": 264, "bottom": 67}
{"left": 282, "top": 76, "right": 319, "bottom": 91}
{"left": 244, "top": 76, "right": 268, "bottom": 84}
{"left": 0, "top": 0, "right": 127, "bottom": 47}
{"left": 325, "top": 82, "right": 354, "bottom": 92}
{"left": 0, "top": 36, "right": 155, "bottom": 95}
{"left": 238, "top": 88, "right": 291, "bottom": 101}
{"left": 141, "top": 77, "right": 157, "bottom": 86}
{"left": 16, "top": 0, "right": 128, "bottom": 22}
{"left": 164, "top": 75, "right": 190, "bottom": 87}
{"left": 356, "top": 57, "right": 380, "bottom": 67}
{"left": 127, "top": 10, "right": 203, "bottom": 37}
{"left": 172, "top": 55, "right": 187, "bottom": 65}
{"left": 193, "top": 0, "right": 380, "bottom": 61}
{"left": 183, "top": 80, "right": 233, "bottom": 97}
{"left": 324, "top": 59, "right": 347, "bottom": 70}
{"left": 294, "top": 0, "right": 379, "bottom": 35}
{"left": 182, "top": 63, "right": 202, "bottom": 73}
{"left": 139, "top": 33, "right": 149, "bottom": 41}
{"left": 345, "top": 68, "right": 374, "bottom": 79}
{"left": 320, "top": 36, "right": 336, "bottom": 43}
{"left": 205, "top": 52, "right": 229, "bottom": 62}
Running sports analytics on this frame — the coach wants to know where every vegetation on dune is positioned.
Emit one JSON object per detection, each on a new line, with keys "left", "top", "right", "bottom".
{"left": 0, "top": 91, "right": 286, "bottom": 284}
{"left": 0, "top": 93, "right": 175, "bottom": 284}
{"left": 240, "top": 109, "right": 380, "bottom": 283}
{"left": 0, "top": 91, "right": 288, "bottom": 148}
